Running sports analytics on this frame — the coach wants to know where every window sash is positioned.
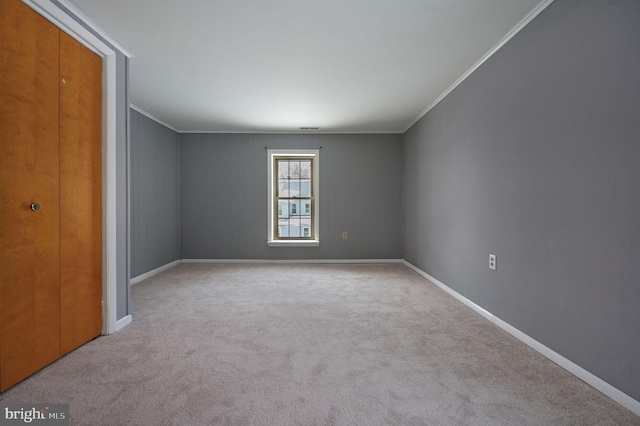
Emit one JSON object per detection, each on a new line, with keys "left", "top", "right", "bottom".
{"left": 273, "top": 156, "right": 315, "bottom": 240}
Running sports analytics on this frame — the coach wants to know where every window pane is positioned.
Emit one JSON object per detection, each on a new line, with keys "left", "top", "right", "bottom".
{"left": 277, "top": 160, "right": 289, "bottom": 179}
{"left": 291, "top": 222, "right": 300, "bottom": 237}
{"left": 278, "top": 219, "right": 290, "bottom": 237}
{"left": 290, "top": 179, "right": 300, "bottom": 197}
{"left": 300, "top": 179, "right": 311, "bottom": 197}
{"left": 292, "top": 161, "right": 298, "bottom": 178}
{"left": 278, "top": 179, "right": 290, "bottom": 197}
{"left": 278, "top": 200, "right": 288, "bottom": 218}
{"left": 300, "top": 161, "right": 311, "bottom": 178}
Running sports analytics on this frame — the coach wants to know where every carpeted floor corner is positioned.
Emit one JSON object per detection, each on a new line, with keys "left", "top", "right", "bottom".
{"left": 1, "top": 263, "right": 638, "bottom": 425}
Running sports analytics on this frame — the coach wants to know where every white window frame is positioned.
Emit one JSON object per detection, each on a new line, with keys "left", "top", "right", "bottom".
{"left": 267, "top": 149, "right": 319, "bottom": 247}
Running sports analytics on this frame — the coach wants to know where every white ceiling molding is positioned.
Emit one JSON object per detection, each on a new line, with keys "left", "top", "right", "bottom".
{"left": 402, "top": 0, "right": 556, "bottom": 133}
{"left": 130, "top": 104, "right": 180, "bottom": 133}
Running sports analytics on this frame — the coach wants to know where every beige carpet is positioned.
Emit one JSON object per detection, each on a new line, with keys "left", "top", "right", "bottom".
{"left": 1, "top": 263, "right": 638, "bottom": 425}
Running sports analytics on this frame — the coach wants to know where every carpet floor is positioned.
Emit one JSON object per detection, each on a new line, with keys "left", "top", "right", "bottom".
{"left": 1, "top": 263, "right": 638, "bottom": 425}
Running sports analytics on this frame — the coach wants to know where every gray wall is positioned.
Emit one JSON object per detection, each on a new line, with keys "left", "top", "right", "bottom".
{"left": 52, "top": 0, "right": 131, "bottom": 320}
{"left": 130, "top": 110, "right": 181, "bottom": 278}
{"left": 403, "top": 0, "right": 640, "bottom": 401}
{"left": 180, "top": 134, "right": 402, "bottom": 260}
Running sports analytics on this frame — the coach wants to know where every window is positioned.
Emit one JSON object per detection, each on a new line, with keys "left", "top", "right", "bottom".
{"left": 267, "top": 149, "right": 319, "bottom": 246}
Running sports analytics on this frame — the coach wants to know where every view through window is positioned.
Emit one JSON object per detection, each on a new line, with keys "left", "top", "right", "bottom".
{"left": 275, "top": 157, "right": 313, "bottom": 238}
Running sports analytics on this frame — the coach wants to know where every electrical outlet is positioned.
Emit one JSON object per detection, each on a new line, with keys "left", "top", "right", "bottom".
{"left": 342, "top": 231, "right": 348, "bottom": 239}
{"left": 489, "top": 254, "right": 496, "bottom": 270}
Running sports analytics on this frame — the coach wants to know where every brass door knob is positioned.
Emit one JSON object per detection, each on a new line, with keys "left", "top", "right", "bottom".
{"left": 30, "top": 203, "right": 40, "bottom": 211}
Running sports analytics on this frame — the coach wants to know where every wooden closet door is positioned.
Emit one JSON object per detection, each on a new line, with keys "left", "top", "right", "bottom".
{"left": 0, "top": 0, "right": 62, "bottom": 391}
{"left": 59, "top": 31, "right": 103, "bottom": 354}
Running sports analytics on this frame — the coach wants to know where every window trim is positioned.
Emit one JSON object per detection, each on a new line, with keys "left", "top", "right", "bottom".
{"left": 267, "top": 149, "right": 319, "bottom": 247}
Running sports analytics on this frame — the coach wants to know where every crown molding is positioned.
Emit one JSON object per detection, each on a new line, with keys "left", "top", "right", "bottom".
{"left": 129, "top": 104, "right": 180, "bottom": 133}
{"left": 402, "top": 0, "right": 556, "bottom": 133}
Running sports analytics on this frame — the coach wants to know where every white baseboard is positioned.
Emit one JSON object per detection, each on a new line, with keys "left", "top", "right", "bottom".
{"left": 181, "top": 258, "right": 404, "bottom": 264}
{"left": 401, "top": 260, "right": 640, "bottom": 417}
{"left": 111, "top": 314, "right": 132, "bottom": 333}
{"left": 130, "top": 260, "right": 181, "bottom": 285}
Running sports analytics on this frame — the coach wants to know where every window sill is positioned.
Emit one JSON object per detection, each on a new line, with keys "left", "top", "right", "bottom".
{"left": 267, "top": 240, "right": 320, "bottom": 247}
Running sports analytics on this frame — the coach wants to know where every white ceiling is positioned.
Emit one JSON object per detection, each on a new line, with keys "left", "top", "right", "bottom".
{"left": 67, "top": 0, "right": 551, "bottom": 133}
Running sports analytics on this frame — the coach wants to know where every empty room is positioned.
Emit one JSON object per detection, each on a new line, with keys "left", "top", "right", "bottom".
{"left": 1, "top": 0, "right": 639, "bottom": 424}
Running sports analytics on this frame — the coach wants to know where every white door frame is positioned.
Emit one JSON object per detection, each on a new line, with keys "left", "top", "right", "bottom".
{"left": 21, "top": 0, "right": 128, "bottom": 334}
